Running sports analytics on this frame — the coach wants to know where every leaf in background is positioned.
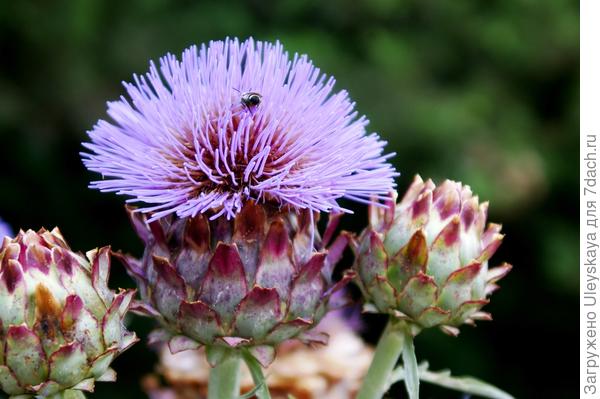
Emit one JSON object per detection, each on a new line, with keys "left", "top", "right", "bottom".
{"left": 241, "top": 349, "right": 272, "bottom": 399}
{"left": 401, "top": 327, "right": 420, "bottom": 399}
{"left": 390, "top": 361, "right": 515, "bottom": 399}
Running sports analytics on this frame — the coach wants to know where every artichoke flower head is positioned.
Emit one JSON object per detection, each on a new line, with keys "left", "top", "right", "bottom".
{"left": 353, "top": 175, "right": 512, "bottom": 336}
{"left": 83, "top": 38, "right": 398, "bottom": 366}
{"left": 0, "top": 228, "right": 137, "bottom": 398}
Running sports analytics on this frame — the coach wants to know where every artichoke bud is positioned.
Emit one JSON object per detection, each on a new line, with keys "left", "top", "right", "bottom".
{"left": 0, "top": 228, "right": 137, "bottom": 398}
{"left": 353, "top": 175, "right": 512, "bottom": 335}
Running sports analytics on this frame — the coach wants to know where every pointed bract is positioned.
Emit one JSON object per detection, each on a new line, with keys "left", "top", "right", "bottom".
{"left": 386, "top": 230, "right": 428, "bottom": 292}
{"left": 48, "top": 343, "right": 89, "bottom": 386}
{"left": 288, "top": 253, "right": 326, "bottom": 319}
{"left": 255, "top": 220, "right": 295, "bottom": 301}
{"left": 234, "top": 287, "right": 281, "bottom": 339}
{"left": 399, "top": 273, "right": 439, "bottom": 316}
{"left": 167, "top": 336, "right": 202, "bottom": 354}
{"left": 200, "top": 243, "right": 247, "bottom": 325}
{"left": 356, "top": 230, "right": 387, "bottom": 286}
{"left": 178, "top": 301, "right": 221, "bottom": 344}
{"left": 152, "top": 255, "right": 187, "bottom": 322}
{"left": 6, "top": 325, "right": 48, "bottom": 387}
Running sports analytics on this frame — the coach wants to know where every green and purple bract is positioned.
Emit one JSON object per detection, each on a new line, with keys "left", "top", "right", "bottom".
{"left": 116, "top": 202, "right": 353, "bottom": 366}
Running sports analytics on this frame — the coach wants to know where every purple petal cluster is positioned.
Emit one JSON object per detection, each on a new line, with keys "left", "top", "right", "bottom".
{"left": 82, "top": 38, "right": 397, "bottom": 220}
{"left": 0, "top": 218, "right": 12, "bottom": 238}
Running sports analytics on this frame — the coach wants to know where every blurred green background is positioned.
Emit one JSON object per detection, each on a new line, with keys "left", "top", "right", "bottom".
{"left": 0, "top": 0, "right": 578, "bottom": 398}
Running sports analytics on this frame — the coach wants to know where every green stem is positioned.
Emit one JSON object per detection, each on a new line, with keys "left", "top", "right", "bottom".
{"left": 357, "top": 320, "right": 406, "bottom": 399}
{"left": 242, "top": 349, "right": 272, "bottom": 399}
{"left": 208, "top": 352, "right": 242, "bottom": 399}
{"left": 402, "top": 325, "right": 419, "bottom": 399}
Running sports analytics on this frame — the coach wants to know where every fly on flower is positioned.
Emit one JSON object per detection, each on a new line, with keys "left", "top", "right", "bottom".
{"left": 240, "top": 91, "right": 262, "bottom": 113}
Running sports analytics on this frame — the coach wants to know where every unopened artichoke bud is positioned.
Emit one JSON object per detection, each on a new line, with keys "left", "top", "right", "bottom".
{"left": 0, "top": 228, "right": 137, "bottom": 398}
{"left": 352, "top": 175, "right": 512, "bottom": 335}
{"left": 118, "top": 201, "right": 351, "bottom": 367}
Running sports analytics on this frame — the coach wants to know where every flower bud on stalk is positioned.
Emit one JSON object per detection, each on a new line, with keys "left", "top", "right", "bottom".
{"left": 354, "top": 176, "right": 511, "bottom": 399}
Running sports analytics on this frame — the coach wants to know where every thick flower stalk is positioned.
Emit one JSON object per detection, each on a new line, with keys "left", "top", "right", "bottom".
{"left": 354, "top": 175, "right": 511, "bottom": 334}
{"left": 0, "top": 228, "right": 137, "bottom": 398}
{"left": 117, "top": 202, "right": 351, "bottom": 368}
{"left": 82, "top": 38, "right": 397, "bottom": 221}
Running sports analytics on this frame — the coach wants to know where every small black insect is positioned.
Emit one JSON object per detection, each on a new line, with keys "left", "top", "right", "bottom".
{"left": 240, "top": 91, "right": 262, "bottom": 111}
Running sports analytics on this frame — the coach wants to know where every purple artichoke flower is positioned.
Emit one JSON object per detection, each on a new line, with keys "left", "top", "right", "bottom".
{"left": 81, "top": 39, "right": 398, "bottom": 378}
{"left": 0, "top": 218, "right": 12, "bottom": 238}
{"left": 82, "top": 38, "right": 397, "bottom": 220}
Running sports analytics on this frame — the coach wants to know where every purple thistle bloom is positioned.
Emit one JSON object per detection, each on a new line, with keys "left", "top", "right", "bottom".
{"left": 0, "top": 218, "right": 12, "bottom": 238}
{"left": 82, "top": 38, "right": 397, "bottom": 220}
